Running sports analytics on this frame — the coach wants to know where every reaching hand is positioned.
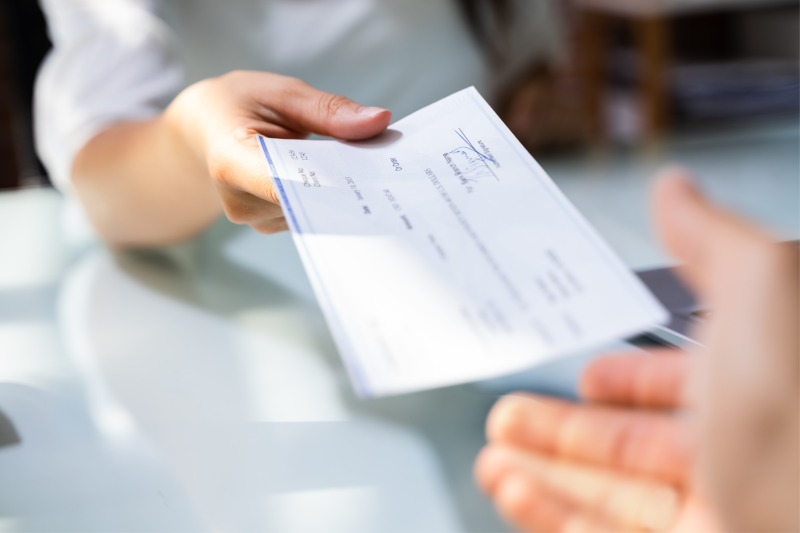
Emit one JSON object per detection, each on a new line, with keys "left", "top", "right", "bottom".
{"left": 475, "top": 169, "right": 798, "bottom": 532}
{"left": 74, "top": 71, "right": 392, "bottom": 245}
{"left": 654, "top": 170, "right": 799, "bottom": 533}
{"left": 165, "top": 71, "right": 392, "bottom": 234}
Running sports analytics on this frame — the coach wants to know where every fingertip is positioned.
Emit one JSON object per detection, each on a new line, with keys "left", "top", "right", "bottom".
{"left": 652, "top": 167, "right": 717, "bottom": 292}
{"left": 356, "top": 106, "right": 391, "bottom": 119}
{"left": 582, "top": 351, "right": 691, "bottom": 407}
{"left": 580, "top": 352, "right": 648, "bottom": 401}
{"left": 653, "top": 166, "right": 697, "bottom": 198}
{"left": 337, "top": 107, "right": 391, "bottom": 140}
{"left": 578, "top": 356, "right": 617, "bottom": 401}
{"left": 653, "top": 167, "right": 703, "bottom": 244}
{"left": 486, "top": 394, "right": 536, "bottom": 443}
{"left": 364, "top": 108, "right": 392, "bottom": 134}
{"left": 474, "top": 444, "right": 526, "bottom": 498}
{"left": 579, "top": 352, "right": 643, "bottom": 402}
{"left": 473, "top": 447, "right": 491, "bottom": 493}
{"left": 495, "top": 473, "right": 536, "bottom": 520}
{"left": 474, "top": 445, "right": 503, "bottom": 495}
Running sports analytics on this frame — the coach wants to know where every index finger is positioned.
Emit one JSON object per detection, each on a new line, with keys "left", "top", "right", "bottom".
{"left": 580, "top": 350, "right": 692, "bottom": 408}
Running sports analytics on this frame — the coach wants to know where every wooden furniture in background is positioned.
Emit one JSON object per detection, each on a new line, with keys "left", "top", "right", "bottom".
{"left": 574, "top": 0, "right": 796, "bottom": 140}
{"left": 0, "top": 6, "right": 20, "bottom": 189}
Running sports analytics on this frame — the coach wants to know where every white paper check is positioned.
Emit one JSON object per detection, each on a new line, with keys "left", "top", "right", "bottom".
{"left": 258, "top": 87, "right": 667, "bottom": 397}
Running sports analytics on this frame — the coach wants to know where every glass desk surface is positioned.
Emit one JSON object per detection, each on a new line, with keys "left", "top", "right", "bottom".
{"left": 1, "top": 116, "right": 797, "bottom": 532}
{"left": 0, "top": 191, "right": 611, "bottom": 532}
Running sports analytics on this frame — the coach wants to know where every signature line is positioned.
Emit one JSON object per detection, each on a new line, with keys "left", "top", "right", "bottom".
{"left": 452, "top": 128, "right": 499, "bottom": 181}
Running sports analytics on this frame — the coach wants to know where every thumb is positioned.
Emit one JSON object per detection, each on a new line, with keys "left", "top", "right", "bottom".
{"left": 653, "top": 167, "right": 772, "bottom": 299}
{"left": 653, "top": 168, "right": 711, "bottom": 292}
{"left": 274, "top": 80, "right": 392, "bottom": 140}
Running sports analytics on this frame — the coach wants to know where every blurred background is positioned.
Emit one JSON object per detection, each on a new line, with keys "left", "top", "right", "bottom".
{"left": 0, "top": 0, "right": 50, "bottom": 190}
{"left": 0, "top": 0, "right": 797, "bottom": 270}
{"left": 573, "top": 0, "right": 799, "bottom": 144}
{"left": 499, "top": 0, "right": 800, "bottom": 267}
{"left": 0, "top": 0, "right": 797, "bottom": 190}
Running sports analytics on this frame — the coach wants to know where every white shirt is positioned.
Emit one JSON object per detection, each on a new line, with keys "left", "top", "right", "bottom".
{"left": 35, "top": 0, "right": 562, "bottom": 194}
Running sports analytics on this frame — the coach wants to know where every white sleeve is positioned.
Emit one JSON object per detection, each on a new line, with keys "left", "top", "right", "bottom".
{"left": 34, "top": 0, "right": 184, "bottom": 193}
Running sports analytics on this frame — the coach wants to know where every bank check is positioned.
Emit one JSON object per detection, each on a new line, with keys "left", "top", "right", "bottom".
{"left": 259, "top": 87, "right": 667, "bottom": 397}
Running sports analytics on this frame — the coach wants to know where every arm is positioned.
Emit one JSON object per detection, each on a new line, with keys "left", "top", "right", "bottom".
{"left": 36, "top": 2, "right": 391, "bottom": 248}
{"left": 71, "top": 114, "right": 221, "bottom": 247}
{"left": 71, "top": 72, "right": 391, "bottom": 247}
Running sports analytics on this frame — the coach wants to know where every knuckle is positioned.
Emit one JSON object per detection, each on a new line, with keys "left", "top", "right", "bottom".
{"left": 220, "top": 69, "right": 249, "bottom": 84}
{"left": 208, "top": 155, "right": 234, "bottom": 188}
{"left": 317, "top": 92, "right": 350, "bottom": 119}
{"left": 281, "top": 75, "right": 305, "bottom": 89}
{"left": 609, "top": 419, "right": 639, "bottom": 469}
{"left": 261, "top": 179, "right": 281, "bottom": 204}
{"left": 274, "top": 75, "right": 307, "bottom": 97}
{"left": 231, "top": 125, "right": 256, "bottom": 145}
{"left": 222, "top": 202, "right": 251, "bottom": 225}
{"left": 265, "top": 187, "right": 280, "bottom": 205}
{"left": 254, "top": 218, "right": 286, "bottom": 235}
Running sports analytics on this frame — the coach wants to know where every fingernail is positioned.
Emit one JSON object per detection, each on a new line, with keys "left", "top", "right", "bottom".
{"left": 356, "top": 106, "right": 387, "bottom": 117}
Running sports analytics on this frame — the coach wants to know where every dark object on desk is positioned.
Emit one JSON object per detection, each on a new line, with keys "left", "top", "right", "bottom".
{"left": 637, "top": 266, "right": 699, "bottom": 337}
{"left": 0, "top": 408, "right": 21, "bottom": 448}
{"left": 630, "top": 266, "right": 703, "bottom": 349}
{"left": 632, "top": 241, "right": 800, "bottom": 349}
{"left": 478, "top": 266, "right": 703, "bottom": 398}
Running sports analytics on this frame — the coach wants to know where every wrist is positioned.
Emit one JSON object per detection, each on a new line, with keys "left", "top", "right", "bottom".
{"left": 163, "top": 79, "right": 215, "bottom": 167}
